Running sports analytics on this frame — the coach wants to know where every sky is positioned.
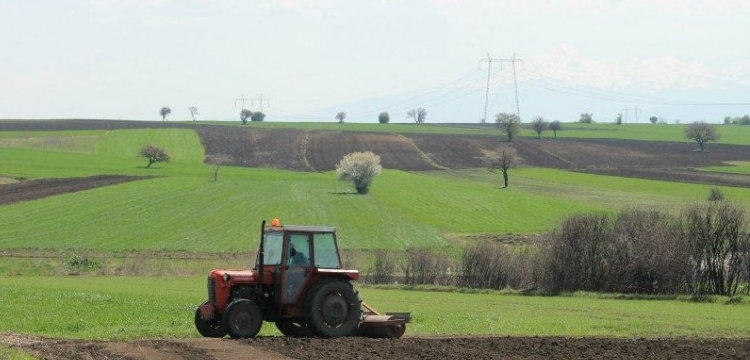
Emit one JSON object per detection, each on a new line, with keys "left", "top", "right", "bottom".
{"left": 1, "top": 0, "right": 748, "bottom": 123}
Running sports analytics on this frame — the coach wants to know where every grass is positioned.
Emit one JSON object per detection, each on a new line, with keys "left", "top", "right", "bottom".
{"left": 0, "top": 345, "right": 36, "bottom": 360}
{"left": 0, "top": 128, "right": 204, "bottom": 179}
{"left": 1, "top": 123, "right": 750, "bottom": 343}
{"left": 0, "top": 276, "right": 747, "bottom": 340}
{"left": 4, "top": 166, "right": 743, "bottom": 252}
{"left": 199, "top": 121, "right": 750, "bottom": 145}
{"left": 197, "top": 121, "right": 498, "bottom": 136}
{"left": 700, "top": 161, "right": 750, "bottom": 175}
{"left": 2, "top": 140, "right": 749, "bottom": 252}
{"left": 543, "top": 123, "right": 750, "bottom": 145}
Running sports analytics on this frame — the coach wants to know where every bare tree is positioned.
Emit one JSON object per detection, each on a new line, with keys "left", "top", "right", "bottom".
{"left": 159, "top": 107, "right": 171, "bottom": 121}
{"left": 139, "top": 145, "right": 170, "bottom": 168}
{"left": 336, "top": 111, "right": 346, "bottom": 124}
{"left": 531, "top": 116, "right": 548, "bottom": 138}
{"left": 407, "top": 108, "right": 427, "bottom": 124}
{"left": 336, "top": 151, "right": 382, "bottom": 194}
{"left": 683, "top": 201, "right": 749, "bottom": 296}
{"left": 685, "top": 121, "right": 720, "bottom": 152}
{"left": 240, "top": 109, "right": 253, "bottom": 125}
{"left": 487, "top": 146, "right": 517, "bottom": 188}
{"left": 549, "top": 121, "right": 562, "bottom": 139}
{"left": 188, "top": 106, "right": 199, "bottom": 122}
{"left": 495, "top": 112, "right": 521, "bottom": 141}
{"left": 205, "top": 154, "right": 231, "bottom": 182}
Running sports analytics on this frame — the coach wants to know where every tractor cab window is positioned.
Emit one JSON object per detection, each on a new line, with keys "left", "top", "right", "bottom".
{"left": 313, "top": 232, "right": 341, "bottom": 269}
{"left": 261, "top": 231, "right": 283, "bottom": 265}
{"left": 288, "top": 233, "right": 311, "bottom": 267}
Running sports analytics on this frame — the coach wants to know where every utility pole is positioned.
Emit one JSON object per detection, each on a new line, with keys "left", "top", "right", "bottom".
{"left": 621, "top": 106, "right": 640, "bottom": 123}
{"left": 499, "top": 54, "right": 522, "bottom": 122}
{"left": 234, "top": 94, "right": 250, "bottom": 109}
{"left": 479, "top": 54, "right": 502, "bottom": 124}
{"left": 250, "top": 94, "right": 270, "bottom": 113}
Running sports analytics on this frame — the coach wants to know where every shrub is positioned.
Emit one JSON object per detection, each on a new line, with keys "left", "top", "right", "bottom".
{"left": 540, "top": 209, "right": 691, "bottom": 294}
{"left": 378, "top": 112, "right": 390, "bottom": 124}
{"left": 66, "top": 253, "right": 101, "bottom": 274}
{"left": 461, "top": 242, "right": 514, "bottom": 289}
{"left": 683, "top": 202, "right": 749, "bottom": 296}
{"left": 610, "top": 209, "right": 690, "bottom": 294}
{"left": 708, "top": 188, "right": 725, "bottom": 201}
{"left": 335, "top": 151, "right": 382, "bottom": 194}
{"left": 367, "top": 250, "right": 397, "bottom": 284}
{"left": 403, "top": 248, "right": 453, "bottom": 286}
{"left": 543, "top": 213, "right": 613, "bottom": 292}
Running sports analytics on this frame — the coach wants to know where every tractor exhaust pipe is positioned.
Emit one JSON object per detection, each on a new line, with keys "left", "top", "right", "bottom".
{"left": 256, "top": 220, "right": 266, "bottom": 294}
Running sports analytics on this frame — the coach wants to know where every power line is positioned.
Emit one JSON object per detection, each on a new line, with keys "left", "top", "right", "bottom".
{"left": 522, "top": 70, "right": 750, "bottom": 106}
{"left": 234, "top": 94, "right": 250, "bottom": 109}
{"left": 235, "top": 94, "right": 270, "bottom": 113}
{"left": 250, "top": 94, "right": 270, "bottom": 113}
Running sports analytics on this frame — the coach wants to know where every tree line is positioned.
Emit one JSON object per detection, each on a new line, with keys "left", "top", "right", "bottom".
{"left": 362, "top": 198, "right": 750, "bottom": 298}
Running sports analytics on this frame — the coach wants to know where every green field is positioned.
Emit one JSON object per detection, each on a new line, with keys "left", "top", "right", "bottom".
{"left": 0, "top": 276, "right": 746, "bottom": 340}
{"left": 1, "top": 122, "right": 749, "bottom": 342}
{"left": 525, "top": 122, "right": 750, "bottom": 145}
{"left": 1, "top": 126, "right": 748, "bottom": 252}
{"left": 121, "top": 120, "right": 750, "bottom": 145}
{"left": 700, "top": 161, "right": 750, "bottom": 175}
{"left": 1, "top": 155, "right": 746, "bottom": 251}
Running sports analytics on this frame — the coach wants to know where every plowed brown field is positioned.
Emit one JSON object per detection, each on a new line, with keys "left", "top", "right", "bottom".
{"left": 2, "top": 333, "right": 749, "bottom": 360}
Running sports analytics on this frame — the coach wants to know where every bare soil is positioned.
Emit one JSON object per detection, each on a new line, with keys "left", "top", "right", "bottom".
{"left": 195, "top": 126, "right": 749, "bottom": 187}
{"left": 0, "top": 175, "right": 147, "bottom": 205}
{"left": 2, "top": 333, "right": 748, "bottom": 360}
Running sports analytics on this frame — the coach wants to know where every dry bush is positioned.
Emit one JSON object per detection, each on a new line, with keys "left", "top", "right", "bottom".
{"left": 367, "top": 250, "right": 397, "bottom": 284}
{"left": 542, "top": 213, "right": 613, "bottom": 293}
{"left": 683, "top": 202, "right": 750, "bottom": 296}
{"left": 460, "top": 242, "right": 535, "bottom": 289}
{"left": 609, "top": 209, "right": 690, "bottom": 294}
{"left": 539, "top": 209, "right": 690, "bottom": 294}
{"left": 403, "top": 248, "right": 454, "bottom": 286}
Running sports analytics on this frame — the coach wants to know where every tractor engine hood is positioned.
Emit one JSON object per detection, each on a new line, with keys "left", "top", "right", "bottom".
{"left": 210, "top": 269, "right": 263, "bottom": 285}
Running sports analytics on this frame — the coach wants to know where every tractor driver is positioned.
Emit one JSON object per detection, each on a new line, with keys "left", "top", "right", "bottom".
{"left": 289, "top": 246, "right": 309, "bottom": 267}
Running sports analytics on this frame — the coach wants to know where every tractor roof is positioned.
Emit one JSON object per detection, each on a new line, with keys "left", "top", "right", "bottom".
{"left": 268, "top": 225, "right": 336, "bottom": 233}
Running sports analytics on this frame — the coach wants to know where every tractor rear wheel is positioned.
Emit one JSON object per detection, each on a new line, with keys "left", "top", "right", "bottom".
{"left": 223, "top": 299, "right": 263, "bottom": 339}
{"left": 305, "top": 279, "right": 362, "bottom": 337}
{"left": 194, "top": 302, "right": 227, "bottom": 338}
{"left": 275, "top": 319, "right": 316, "bottom": 337}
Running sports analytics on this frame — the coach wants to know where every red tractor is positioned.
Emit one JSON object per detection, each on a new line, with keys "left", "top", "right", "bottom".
{"left": 195, "top": 219, "right": 409, "bottom": 339}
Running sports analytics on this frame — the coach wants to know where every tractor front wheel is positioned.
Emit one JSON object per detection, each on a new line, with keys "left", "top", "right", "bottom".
{"left": 194, "top": 302, "right": 227, "bottom": 338}
{"left": 223, "top": 299, "right": 263, "bottom": 339}
{"left": 305, "top": 279, "right": 362, "bottom": 337}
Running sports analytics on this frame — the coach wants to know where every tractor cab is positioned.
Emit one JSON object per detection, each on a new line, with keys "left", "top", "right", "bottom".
{"left": 258, "top": 219, "right": 357, "bottom": 307}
